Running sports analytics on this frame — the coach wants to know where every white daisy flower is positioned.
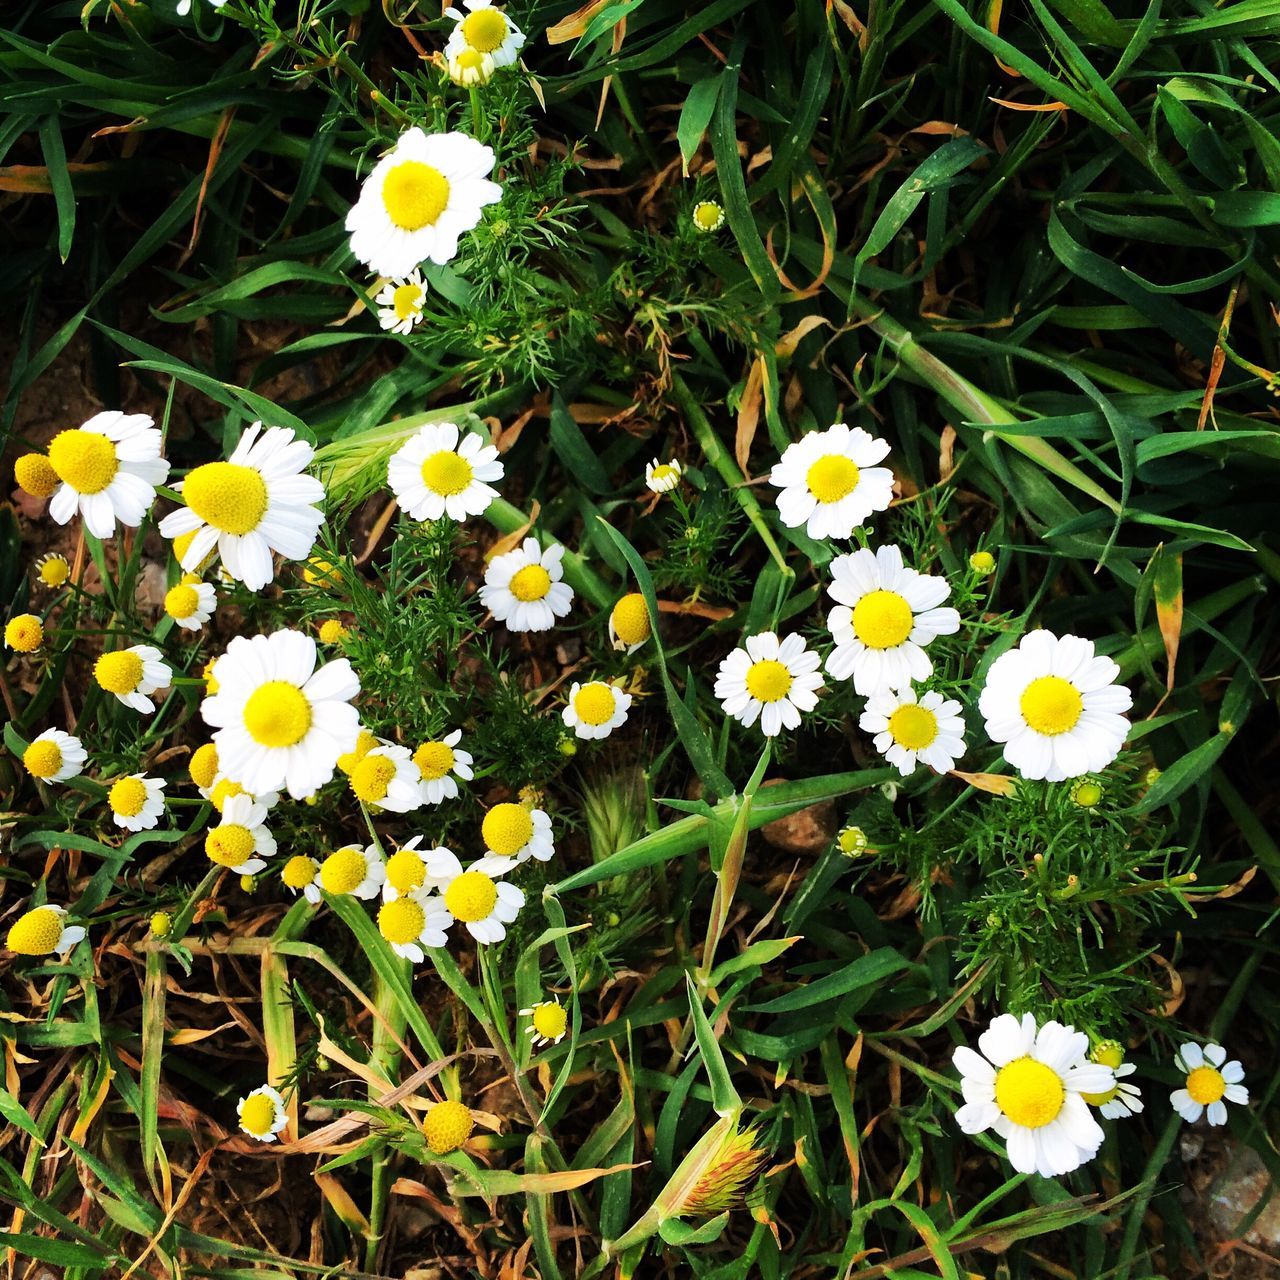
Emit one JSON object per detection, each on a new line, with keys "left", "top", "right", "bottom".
{"left": 158, "top": 422, "right": 325, "bottom": 593}
{"left": 5, "top": 904, "right": 86, "bottom": 957}
{"left": 164, "top": 574, "right": 216, "bottom": 631}
{"left": 1171, "top": 1042, "right": 1248, "bottom": 1127}
{"left": 714, "top": 632, "right": 823, "bottom": 738}
{"left": 1085, "top": 1066, "right": 1144, "bottom": 1120}
{"left": 825, "top": 545, "right": 960, "bottom": 695}
{"left": 108, "top": 774, "right": 166, "bottom": 832}
{"left": 443, "top": 0, "right": 525, "bottom": 69}
{"left": 387, "top": 422, "right": 503, "bottom": 523}
{"left": 35, "top": 552, "right": 71, "bottom": 588}
{"left": 521, "top": 998, "right": 569, "bottom": 1047}
{"left": 978, "top": 630, "right": 1133, "bottom": 782}
{"left": 859, "top": 687, "right": 966, "bottom": 776}
{"left": 413, "top": 731, "right": 474, "bottom": 806}
{"left": 424, "top": 847, "right": 524, "bottom": 945}
{"left": 645, "top": 457, "right": 682, "bottom": 493}
{"left": 204, "top": 793, "right": 275, "bottom": 876}
{"left": 319, "top": 844, "right": 386, "bottom": 900}
{"left": 768, "top": 423, "right": 894, "bottom": 541}
{"left": 46, "top": 411, "right": 169, "bottom": 540}
{"left": 21, "top": 729, "right": 87, "bottom": 783}
{"left": 375, "top": 269, "right": 428, "bottom": 335}
{"left": 376, "top": 891, "right": 453, "bottom": 963}
{"left": 562, "top": 680, "right": 631, "bottom": 740}
{"left": 281, "top": 854, "right": 323, "bottom": 904}
{"left": 481, "top": 802, "right": 554, "bottom": 865}
{"left": 448, "top": 47, "right": 496, "bottom": 86}
{"left": 691, "top": 200, "right": 725, "bottom": 233}
{"left": 345, "top": 126, "right": 502, "bottom": 278}
{"left": 94, "top": 644, "right": 171, "bottom": 713}
{"left": 478, "top": 536, "right": 574, "bottom": 633}
{"left": 206, "top": 773, "right": 281, "bottom": 814}
{"left": 201, "top": 630, "right": 360, "bottom": 801}
{"left": 349, "top": 742, "right": 423, "bottom": 814}
{"left": 382, "top": 837, "right": 432, "bottom": 902}
{"left": 237, "top": 1085, "right": 287, "bottom": 1142}
{"left": 953, "top": 1012, "right": 1115, "bottom": 1177}
{"left": 608, "top": 592, "right": 651, "bottom": 653}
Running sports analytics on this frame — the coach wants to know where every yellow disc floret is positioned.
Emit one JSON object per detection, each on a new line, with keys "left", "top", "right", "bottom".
{"left": 149, "top": 911, "right": 173, "bottom": 938}
{"left": 95, "top": 650, "right": 143, "bottom": 694}
{"left": 23, "top": 739, "right": 63, "bottom": 779}
{"left": 444, "top": 871, "right": 498, "bottom": 922}
{"left": 189, "top": 743, "right": 219, "bottom": 791}
{"left": 47, "top": 429, "right": 118, "bottom": 494}
{"left": 1020, "top": 676, "right": 1083, "bottom": 736}
{"left": 1091, "top": 1039, "right": 1125, "bottom": 1070}
{"left": 321, "top": 847, "right": 368, "bottom": 895}
{"left": 970, "top": 550, "right": 996, "bottom": 575}
{"left": 239, "top": 1092, "right": 278, "bottom": 1137}
{"left": 243, "top": 681, "right": 312, "bottom": 748}
{"left": 386, "top": 848, "right": 427, "bottom": 894}
{"left": 509, "top": 563, "right": 552, "bottom": 602}
{"left": 6, "top": 907, "right": 64, "bottom": 955}
{"left": 886, "top": 704, "right": 938, "bottom": 751}
{"left": 413, "top": 741, "right": 455, "bottom": 781}
{"left": 482, "top": 803, "right": 534, "bottom": 856}
{"left": 806, "top": 454, "right": 860, "bottom": 504}
{"left": 691, "top": 200, "right": 725, "bottom": 232}
{"left": 994, "top": 1057, "right": 1065, "bottom": 1129}
{"left": 209, "top": 777, "right": 247, "bottom": 813}
{"left": 205, "top": 824, "right": 256, "bottom": 868}
{"left": 382, "top": 161, "right": 451, "bottom": 231}
{"left": 282, "top": 855, "right": 319, "bottom": 889}
{"left": 37, "top": 554, "right": 70, "bottom": 587}
{"left": 573, "top": 683, "right": 617, "bottom": 726}
{"left": 165, "top": 582, "right": 201, "bottom": 621}
{"left": 351, "top": 754, "right": 397, "bottom": 804}
{"left": 610, "top": 593, "right": 651, "bottom": 646}
{"left": 424, "top": 1099, "right": 474, "bottom": 1155}
{"left": 318, "top": 618, "right": 347, "bottom": 644}
{"left": 392, "top": 282, "right": 423, "bottom": 320}
{"left": 1071, "top": 778, "right": 1103, "bottom": 808}
{"left": 338, "top": 729, "right": 377, "bottom": 776}
{"left": 1186, "top": 1065, "right": 1226, "bottom": 1105}
{"left": 850, "top": 590, "right": 913, "bottom": 649}
{"left": 745, "top": 659, "right": 792, "bottom": 703}
{"left": 5, "top": 615, "right": 43, "bottom": 653}
{"left": 461, "top": 6, "right": 508, "bottom": 51}
{"left": 183, "top": 461, "right": 269, "bottom": 535}
{"left": 109, "top": 777, "right": 149, "bottom": 817}
{"left": 15, "top": 453, "right": 59, "bottom": 498}
{"left": 378, "top": 896, "right": 426, "bottom": 945}
{"left": 421, "top": 451, "right": 473, "bottom": 496}
{"left": 531, "top": 1001, "right": 567, "bottom": 1041}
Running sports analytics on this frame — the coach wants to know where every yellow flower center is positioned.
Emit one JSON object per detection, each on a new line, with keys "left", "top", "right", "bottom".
{"left": 203, "top": 659, "right": 219, "bottom": 694}
{"left": 165, "top": 583, "right": 201, "bottom": 620}
{"left": 338, "top": 729, "right": 377, "bottom": 776}
{"left": 6, "top": 615, "right": 44, "bottom": 653}
{"left": 445, "top": 870, "right": 498, "bottom": 922}
{"left": 47, "top": 429, "right": 118, "bottom": 494}
{"left": 206, "top": 824, "right": 256, "bottom": 867}
{"left": 109, "top": 777, "right": 149, "bottom": 818}
{"left": 482, "top": 803, "right": 534, "bottom": 856}
{"left": 1186, "top": 1065, "right": 1226, "bottom": 1105}
{"left": 243, "top": 681, "right": 312, "bottom": 748}
{"left": 189, "top": 743, "right": 219, "bottom": 791}
{"left": 38, "top": 556, "right": 70, "bottom": 587}
{"left": 970, "top": 550, "right": 996, "bottom": 574}
{"left": 1091, "top": 1040, "right": 1125, "bottom": 1070}
{"left": 421, "top": 450, "right": 473, "bottom": 496}
{"left": 183, "top": 461, "right": 269, "bottom": 535}
{"left": 509, "top": 563, "right": 552, "bottom": 602}
{"left": 1019, "top": 675, "right": 1083, "bottom": 736}
{"left": 457, "top": 49, "right": 486, "bottom": 71}
{"left": 392, "top": 282, "right": 423, "bottom": 320}
{"left": 23, "top": 739, "right": 63, "bottom": 779}
{"left": 351, "top": 754, "right": 398, "bottom": 803}
{"left": 282, "top": 855, "right": 319, "bottom": 889}
{"left": 1071, "top": 779, "right": 1103, "bottom": 808}
{"left": 573, "top": 683, "right": 617, "bottom": 726}
{"left": 461, "top": 6, "right": 508, "bottom": 51}
{"left": 413, "top": 741, "right": 455, "bottom": 781}
{"left": 531, "top": 1002, "right": 567, "bottom": 1040}
{"left": 318, "top": 619, "right": 347, "bottom": 644}
{"left": 321, "top": 847, "right": 369, "bottom": 895}
{"left": 610, "top": 593, "right": 650, "bottom": 646}
{"left": 96, "top": 649, "right": 143, "bottom": 693}
{"left": 303, "top": 557, "right": 337, "bottom": 586}
{"left": 382, "top": 161, "right": 451, "bottom": 231}
{"left": 386, "top": 848, "right": 427, "bottom": 893}
{"left": 886, "top": 703, "right": 938, "bottom": 751}
{"left": 209, "top": 778, "right": 246, "bottom": 813}
{"left": 806, "top": 454, "right": 860, "bottom": 504}
{"left": 6, "top": 907, "right": 63, "bottom": 955}
{"left": 15, "top": 453, "right": 59, "bottom": 498}
{"left": 692, "top": 201, "right": 723, "bottom": 231}
{"left": 378, "top": 896, "right": 426, "bottom": 945}
{"left": 1081, "top": 1084, "right": 1120, "bottom": 1107}
{"left": 745, "top": 658, "right": 793, "bottom": 703}
{"left": 994, "top": 1057, "right": 1065, "bottom": 1129}
{"left": 239, "top": 1093, "right": 278, "bottom": 1137}
{"left": 423, "top": 1099, "right": 474, "bottom": 1155}
{"left": 150, "top": 911, "right": 172, "bottom": 937}
{"left": 650, "top": 463, "right": 679, "bottom": 484}
{"left": 850, "top": 589, "right": 913, "bottom": 649}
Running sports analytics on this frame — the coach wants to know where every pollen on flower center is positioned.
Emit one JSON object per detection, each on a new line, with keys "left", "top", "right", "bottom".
{"left": 393, "top": 283, "right": 423, "bottom": 320}
{"left": 806, "top": 454, "right": 860, "bottom": 504}
{"left": 1020, "top": 675, "right": 1083, "bottom": 736}
{"left": 110, "top": 777, "right": 149, "bottom": 817}
{"left": 165, "top": 583, "right": 200, "bottom": 619}
{"left": 851, "top": 590, "right": 913, "bottom": 649}
{"left": 573, "top": 683, "right": 616, "bottom": 726}
{"left": 243, "top": 681, "right": 312, "bottom": 748}
{"left": 1186, "top": 1065, "right": 1226, "bottom": 1105}
{"left": 611, "top": 593, "right": 650, "bottom": 645}
{"left": 239, "top": 1094, "right": 277, "bottom": 1136}
{"left": 379, "top": 896, "right": 426, "bottom": 945}
{"left": 532, "top": 1002, "right": 567, "bottom": 1040}
{"left": 183, "top": 461, "right": 269, "bottom": 535}
{"left": 96, "top": 650, "right": 143, "bottom": 694}
{"left": 23, "top": 740, "right": 63, "bottom": 779}
{"left": 445, "top": 871, "right": 498, "bottom": 922}
{"left": 385, "top": 848, "right": 427, "bottom": 893}
{"left": 424, "top": 1099, "right": 474, "bottom": 1155}
{"left": 321, "top": 847, "right": 368, "bottom": 895}
{"left": 461, "top": 7, "right": 508, "bottom": 51}
{"left": 189, "top": 743, "right": 219, "bottom": 791}
{"left": 282, "top": 855, "right": 318, "bottom": 889}
{"left": 206, "top": 824, "right": 255, "bottom": 867}
{"left": 745, "top": 659, "right": 793, "bottom": 703}
{"left": 482, "top": 802, "right": 534, "bottom": 855}
{"left": 413, "top": 741, "right": 455, "bottom": 781}
{"left": 887, "top": 704, "right": 938, "bottom": 750}
{"left": 47, "top": 429, "right": 118, "bottom": 494}
{"left": 351, "top": 754, "right": 397, "bottom": 803}
{"left": 994, "top": 1057, "right": 1065, "bottom": 1129}
{"left": 382, "top": 161, "right": 451, "bottom": 231}
{"left": 7, "top": 908, "right": 62, "bottom": 955}
{"left": 421, "top": 450, "right": 473, "bottom": 496}
{"left": 509, "top": 564, "right": 552, "bottom": 602}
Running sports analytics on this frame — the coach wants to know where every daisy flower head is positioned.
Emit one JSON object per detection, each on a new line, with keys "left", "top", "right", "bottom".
{"left": 481, "top": 801, "right": 554, "bottom": 864}
{"left": 6, "top": 904, "right": 85, "bottom": 957}
{"left": 521, "top": 997, "right": 568, "bottom": 1047}
{"left": 563, "top": 680, "right": 631, "bottom": 741}
{"left": 237, "top": 1085, "right": 287, "bottom": 1142}
{"left": 978, "top": 630, "right": 1133, "bottom": 782}
{"left": 201, "top": 630, "right": 360, "bottom": 800}
{"left": 318, "top": 618, "right": 348, "bottom": 645}
{"left": 388, "top": 422, "right": 503, "bottom": 523}
{"left": 444, "top": 0, "right": 525, "bottom": 69}
{"left": 36, "top": 553, "right": 70, "bottom": 588}
{"left": 159, "top": 423, "right": 325, "bottom": 592}
{"left": 953, "top": 1012, "right": 1114, "bottom": 1177}
{"left": 22, "top": 729, "right": 86, "bottom": 783}
{"left": 691, "top": 200, "right": 725, "bottom": 233}
{"left": 189, "top": 743, "right": 219, "bottom": 795}
{"left": 337, "top": 727, "right": 378, "bottom": 776}
{"left": 479, "top": 536, "right": 574, "bottom": 633}
{"left": 1081, "top": 1040, "right": 1143, "bottom": 1120}
{"left": 970, "top": 550, "right": 996, "bottom": 576}
{"left": 319, "top": 843, "right": 386, "bottom": 900}
{"left": 164, "top": 574, "right": 216, "bottom": 631}
{"left": 1171, "top": 1042, "right": 1248, "bottom": 1127}
{"left": 423, "top": 1099, "right": 474, "bottom": 1155}
{"left": 609, "top": 592, "right": 651, "bottom": 653}
{"left": 413, "top": 731, "right": 474, "bottom": 805}
{"left": 714, "top": 632, "right": 823, "bottom": 738}
{"left": 448, "top": 47, "right": 496, "bottom": 86}
{"left": 149, "top": 911, "right": 173, "bottom": 939}
{"left": 204, "top": 793, "right": 275, "bottom": 876}
{"left": 207, "top": 774, "right": 280, "bottom": 814}
{"left": 14, "top": 453, "right": 59, "bottom": 499}
{"left": 768, "top": 423, "right": 894, "bottom": 541}
{"left": 345, "top": 126, "right": 502, "bottom": 278}
{"left": 645, "top": 457, "right": 682, "bottom": 494}
{"left": 45, "top": 411, "right": 169, "bottom": 539}
{"left": 349, "top": 742, "right": 424, "bottom": 814}
{"left": 425, "top": 847, "right": 524, "bottom": 944}
{"left": 281, "top": 855, "right": 322, "bottom": 904}
{"left": 5, "top": 614, "right": 43, "bottom": 653}
{"left": 383, "top": 837, "right": 431, "bottom": 901}
{"left": 377, "top": 892, "right": 452, "bottom": 963}
{"left": 94, "top": 644, "right": 171, "bottom": 713}
{"left": 108, "top": 774, "right": 167, "bottom": 832}
{"left": 859, "top": 687, "right": 966, "bottom": 776}
{"left": 825, "top": 544, "right": 959, "bottom": 695}
{"left": 375, "top": 268, "right": 428, "bottom": 335}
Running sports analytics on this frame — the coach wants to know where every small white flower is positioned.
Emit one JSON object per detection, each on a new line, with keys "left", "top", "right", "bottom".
{"left": 859, "top": 687, "right": 965, "bottom": 776}
{"left": 424, "top": 847, "right": 524, "bottom": 945}
{"left": 164, "top": 574, "right": 216, "bottom": 631}
{"left": 21, "top": 729, "right": 87, "bottom": 783}
{"left": 444, "top": 0, "right": 525, "bottom": 69}
{"left": 481, "top": 802, "right": 554, "bottom": 865}
{"left": 237, "top": 1085, "right": 287, "bottom": 1142}
{"left": 608, "top": 592, "right": 651, "bottom": 653}
{"left": 521, "top": 998, "right": 569, "bottom": 1047}
{"left": 1085, "top": 1062, "right": 1144, "bottom": 1120}
{"left": 479, "top": 536, "right": 574, "bottom": 633}
{"left": 714, "top": 632, "right": 823, "bottom": 738}
{"left": 645, "top": 457, "right": 682, "bottom": 493}
{"left": 448, "top": 47, "right": 496, "bottom": 86}
{"left": 349, "top": 742, "right": 424, "bottom": 814}
{"left": 108, "top": 774, "right": 167, "bottom": 832}
{"left": 376, "top": 891, "right": 453, "bottom": 963}
{"left": 382, "top": 836, "right": 432, "bottom": 902}
{"left": 769, "top": 423, "right": 894, "bottom": 540}
{"left": 1171, "top": 1042, "right": 1248, "bottom": 1126}
{"left": 319, "top": 844, "right": 386, "bottom": 900}
{"left": 375, "top": 269, "right": 428, "bottom": 335}
{"left": 205, "top": 773, "right": 281, "bottom": 814}
{"left": 562, "top": 681, "right": 631, "bottom": 740}
{"left": 281, "top": 854, "right": 323, "bottom": 904}
{"left": 204, "top": 793, "right": 275, "bottom": 876}
{"left": 413, "top": 731, "right": 474, "bottom": 805}
{"left": 5, "top": 904, "right": 86, "bottom": 957}
{"left": 388, "top": 422, "right": 503, "bottom": 523}
{"left": 94, "top": 644, "right": 172, "bottom": 714}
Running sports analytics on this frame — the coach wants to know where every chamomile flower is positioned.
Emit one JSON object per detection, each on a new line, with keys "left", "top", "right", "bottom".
{"left": 481, "top": 801, "right": 554, "bottom": 864}
{"left": 953, "top": 1012, "right": 1114, "bottom": 1177}
{"left": 237, "top": 1085, "right": 287, "bottom": 1142}
{"left": 349, "top": 742, "right": 423, "bottom": 814}
{"left": 6, "top": 904, "right": 86, "bottom": 957}
{"left": 318, "top": 618, "right": 348, "bottom": 645}
{"left": 383, "top": 837, "right": 431, "bottom": 901}
{"left": 159, "top": 423, "right": 325, "bottom": 592}
{"left": 337, "top": 727, "right": 378, "bottom": 776}
{"left": 345, "top": 126, "right": 502, "bottom": 278}
{"left": 204, "top": 793, "right": 275, "bottom": 876}
{"left": 645, "top": 457, "right": 682, "bottom": 493}
{"left": 21, "top": 729, "right": 86, "bottom": 783}
{"left": 424, "top": 847, "right": 524, "bottom": 944}
{"left": 479, "top": 536, "right": 574, "bottom": 633}
{"left": 201, "top": 630, "right": 360, "bottom": 801}
{"left": 45, "top": 411, "right": 169, "bottom": 539}
{"left": 414, "top": 731, "right": 474, "bottom": 805}
{"left": 825, "top": 545, "right": 959, "bottom": 695}
{"left": 164, "top": 574, "right": 216, "bottom": 631}
{"left": 1171, "top": 1042, "right": 1248, "bottom": 1127}
{"left": 970, "top": 550, "right": 996, "bottom": 576}
{"left": 14, "top": 453, "right": 59, "bottom": 499}
{"left": 207, "top": 774, "right": 280, "bottom": 814}
{"left": 5, "top": 614, "right": 43, "bottom": 652}
{"left": 375, "top": 269, "right": 428, "bottom": 335}
{"left": 563, "top": 680, "right": 631, "bottom": 740}
{"left": 859, "top": 687, "right": 966, "bottom": 776}
{"left": 281, "top": 855, "right": 322, "bottom": 904}
{"left": 768, "top": 423, "right": 894, "bottom": 541}
{"left": 609, "top": 592, "right": 651, "bottom": 652}
{"left": 714, "top": 632, "right": 823, "bottom": 738}
{"left": 189, "top": 743, "right": 220, "bottom": 795}
{"left": 94, "top": 644, "right": 171, "bottom": 713}
{"left": 108, "top": 774, "right": 167, "bottom": 832}
{"left": 319, "top": 844, "right": 386, "bottom": 900}
{"left": 521, "top": 998, "right": 568, "bottom": 1047}
{"left": 444, "top": 0, "right": 525, "bottom": 69}
{"left": 691, "top": 200, "right": 725, "bottom": 233}
{"left": 377, "top": 893, "right": 452, "bottom": 963}
{"left": 978, "top": 630, "right": 1133, "bottom": 782}
{"left": 448, "top": 47, "right": 496, "bottom": 86}
{"left": 1081, "top": 1041, "right": 1143, "bottom": 1120}
{"left": 423, "top": 1099, "right": 474, "bottom": 1154}
{"left": 388, "top": 422, "right": 504, "bottom": 523}
{"left": 36, "top": 553, "right": 70, "bottom": 588}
